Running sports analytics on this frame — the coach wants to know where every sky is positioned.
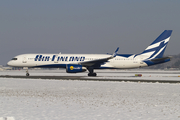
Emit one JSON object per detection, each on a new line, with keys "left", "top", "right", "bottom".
{"left": 1, "top": 0, "right": 180, "bottom": 65}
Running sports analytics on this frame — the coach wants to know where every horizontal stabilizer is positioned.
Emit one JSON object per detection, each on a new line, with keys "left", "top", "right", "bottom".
{"left": 150, "top": 56, "right": 172, "bottom": 62}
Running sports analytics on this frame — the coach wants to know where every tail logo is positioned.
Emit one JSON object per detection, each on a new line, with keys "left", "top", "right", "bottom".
{"left": 142, "top": 37, "right": 170, "bottom": 59}
{"left": 135, "top": 30, "right": 172, "bottom": 59}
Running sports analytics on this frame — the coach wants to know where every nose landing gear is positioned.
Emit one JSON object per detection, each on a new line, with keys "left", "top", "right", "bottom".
{"left": 26, "top": 69, "right": 30, "bottom": 76}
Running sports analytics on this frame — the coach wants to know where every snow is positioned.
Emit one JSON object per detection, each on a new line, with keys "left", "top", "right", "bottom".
{"left": 1, "top": 70, "right": 180, "bottom": 120}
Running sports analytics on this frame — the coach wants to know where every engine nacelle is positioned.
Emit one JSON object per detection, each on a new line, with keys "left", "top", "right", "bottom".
{"left": 66, "top": 64, "right": 87, "bottom": 73}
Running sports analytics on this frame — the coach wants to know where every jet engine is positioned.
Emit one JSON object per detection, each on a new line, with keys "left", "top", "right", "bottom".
{"left": 66, "top": 64, "right": 87, "bottom": 73}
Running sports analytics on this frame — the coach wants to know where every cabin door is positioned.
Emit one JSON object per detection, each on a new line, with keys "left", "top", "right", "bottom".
{"left": 22, "top": 56, "right": 27, "bottom": 63}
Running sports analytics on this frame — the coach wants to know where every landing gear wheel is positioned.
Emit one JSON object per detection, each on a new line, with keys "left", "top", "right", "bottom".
{"left": 88, "top": 73, "right": 97, "bottom": 76}
{"left": 26, "top": 73, "right": 30, "bottom": 76}
{"left": 87, "top": 67, "right": 97, "bottom": 77}
{"left": 26, "top": 69, "right": 30, "bottom": 76}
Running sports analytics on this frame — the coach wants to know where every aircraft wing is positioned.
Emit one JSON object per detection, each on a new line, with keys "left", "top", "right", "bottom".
{"left": 79, "top": 47, "right": 119, "bottom": 67}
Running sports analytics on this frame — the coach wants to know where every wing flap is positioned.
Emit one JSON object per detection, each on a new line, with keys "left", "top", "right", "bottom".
{"left": 79, "top": 57, "right": 111, "bottom": 67}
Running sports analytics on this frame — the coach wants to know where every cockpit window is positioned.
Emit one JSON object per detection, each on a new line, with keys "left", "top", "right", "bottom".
{"left": 11, "top": 58, "right": 18, "bottom": 60}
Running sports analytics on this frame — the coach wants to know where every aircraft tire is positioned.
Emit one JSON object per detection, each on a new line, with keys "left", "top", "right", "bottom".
{"left": 88, "top": 73, "right": 97, "bottom": 76}
{"left": 26, "top": 73, "right": 30, "bottom": 76}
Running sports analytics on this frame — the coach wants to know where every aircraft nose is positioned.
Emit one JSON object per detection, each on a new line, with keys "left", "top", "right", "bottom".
{"left": 7, "top": 61, "right": 12, "bottom": 66}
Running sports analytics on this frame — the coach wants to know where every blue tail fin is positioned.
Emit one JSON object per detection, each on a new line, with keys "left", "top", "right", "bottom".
{"left": 139, "top": 30, "right": 172, "bottom": 59}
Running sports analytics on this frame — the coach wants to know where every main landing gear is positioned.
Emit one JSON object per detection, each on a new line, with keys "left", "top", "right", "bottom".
{"left": 87, "top": 67, "right": 97, "bottom": 76}
{"left": 88, "top": 73, "right": 97, "bottom": 76}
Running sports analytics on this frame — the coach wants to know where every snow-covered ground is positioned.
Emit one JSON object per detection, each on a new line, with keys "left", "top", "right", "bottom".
{"left": 1, "top": 69, "right": 180, "bottom": 81}
{"left": 1, "top": 70, "right": 180, "bottom": 120}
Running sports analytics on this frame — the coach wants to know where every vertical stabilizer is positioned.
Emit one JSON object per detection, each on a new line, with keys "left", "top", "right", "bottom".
{"left": 138, "top": 30, "right": 172, "bottom": 59}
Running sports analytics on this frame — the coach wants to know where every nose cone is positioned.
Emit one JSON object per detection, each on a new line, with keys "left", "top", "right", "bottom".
{"left": 7, "top": 61, "right": 13, "bottom": 66}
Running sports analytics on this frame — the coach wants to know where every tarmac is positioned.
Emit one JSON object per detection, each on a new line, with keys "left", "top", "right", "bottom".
{"left": 1, "top": 75, "right": 180, "bottom": 83}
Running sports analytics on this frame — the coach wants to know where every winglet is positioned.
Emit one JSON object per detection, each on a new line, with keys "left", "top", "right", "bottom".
{"left": 112, "top": 47, "right": 119, "bottom": 57}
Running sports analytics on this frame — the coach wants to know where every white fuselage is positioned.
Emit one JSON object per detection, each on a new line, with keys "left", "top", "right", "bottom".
{"left": 7, "top": 53, "right": 148, "bottom": 69}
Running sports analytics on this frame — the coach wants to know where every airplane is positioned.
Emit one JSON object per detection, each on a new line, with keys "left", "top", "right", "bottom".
{"left": 7, "top": 30, "right": 172, "bottom": 76}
